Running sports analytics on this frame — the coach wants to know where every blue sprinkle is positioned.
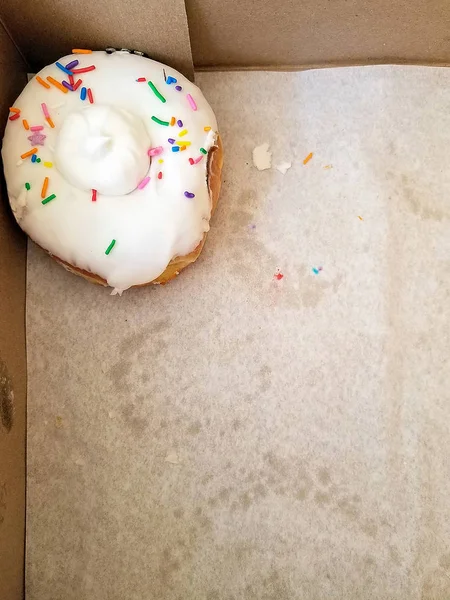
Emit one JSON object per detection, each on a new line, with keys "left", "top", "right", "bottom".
{"left": 312, "top": 268, "right": 320, "bottom": 275}
{"left": 31, "top": 154, "right": 37, "bottom": 163}
{"left": 166, "top": 76, "right": 177, "bottom": 85}
{"left": 80, "top": 87, "right": 87, "bottom": 101}
{"left": 171, "top": 146, "right": 180, "bottom": 152}
{"left": 55, "top": 61, "right": 74, "bottom": 76}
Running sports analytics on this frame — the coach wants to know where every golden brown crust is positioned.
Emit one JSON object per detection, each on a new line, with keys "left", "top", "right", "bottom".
{"left": 52, "top": 135, "right": 223, "bottom": 288}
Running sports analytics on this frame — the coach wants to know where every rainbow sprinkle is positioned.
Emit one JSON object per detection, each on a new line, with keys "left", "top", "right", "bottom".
{"left": 168, "top": 138, "right": 175, "bottom": 144}
{"left": 41, "top": 177, "right": 49, "bottom": 198}
{"left": 151, "top": 116, "right": 169, "bottom": 126}
{"left": 42, "top": 194, "right": 56, "bottom": 205}
{"left": 137, "top": 77, "right": 146, "bottom": 82}
{"left": 71, "top": 65, "right": 95, "bottom": 74}
{"left": 30, "top": 125, "right": 44, "bottom": 131}
{"left": 62, "top": 81, "right": 73, "bottom": 91}
{"left": 204, "top": 126, "right": 211, "bottom": 132}
{"left": 137, "top": 176, "right": 150, "bottom": 189}
{"left": 46, "top": 77, "right": 68, "bottom": 94}
{"left": 166, "top": 76, "right": 177, "bottom": 85}
{"left": 200, "top": 147, "right": 207, "bottom": 155}
{"left": 194, "top": 155, "right": 203, "bottom": 164}
{"left": 171, "top": 146, "right": 180, "bottom": 153}
{"left": 170, "top": 116, "right": 176, "bottom": 126}
{"left": 303, "top": 152, "right": 313, "bottom": 165}
{"left": 44, "top": 162, "right": 53, "bottom": 168}
{"left": 87, "top": 88, "right": 94, "bottom": 104}
{"left": 179, "top": 129, "right": 188, "bottom": 137}
{"left": 65, "top": 59, "right": 79, "bottom": 70}
{"left": 175, "top": 85, "right": 182, "bottom": 91}
{"left": 25, "top": 183, "right": 31, "bottom": 191}
{"left": 184, "top": 191, "right": 195, "bottom": 198}
{"left": 36, "top": 76, "right": 50, "bottom": 89}
{"left": 56, "top": 61, "right": 74, "bottom": 76}
{"left": 158, "top": 171, "right": 163, "bottom": 179}
{"left": 72, "top": 49, "right": 92, "bottom": 54}
{"left": 148, "top": 81, "right": 166, "bottom": 103}
{"left": 92, "top": 189, "right": 97, "bottom": 202}
{"left": 147, "top": 146, "right": 163, "bottom": 157}
{"left": 105, "top": 239, "right": 116, "bottom": 255}
{"left": 31, "top": 155, "right": 37, "bottom": 163}
{"left": 80, "top": 87, "right": 87, "bottom": 101}
{"left": 186, "top": 94, "right": 197, "bottom": 111}
{"left": 21, "top": 148, "right": 38, "bottom": 159}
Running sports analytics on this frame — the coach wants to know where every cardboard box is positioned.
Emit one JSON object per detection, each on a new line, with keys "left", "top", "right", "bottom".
{"left": 1, "top": 2, "right": 450, "bottom": 598}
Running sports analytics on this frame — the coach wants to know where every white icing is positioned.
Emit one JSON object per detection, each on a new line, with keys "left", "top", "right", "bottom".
{"left": 55, "top": 106, "right": 151, "bottom": 195}
{"left": 275, "top": 161, "right": 291, "bottom": 174}
{"left": 2, "top": 51, "right": 218, "bottom": 290}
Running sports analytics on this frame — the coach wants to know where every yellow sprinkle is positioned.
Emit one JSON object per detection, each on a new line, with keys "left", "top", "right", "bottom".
{"left": 358, "top": 216, "right": 364, "bottom": 221}
{"left": 158, "top": 159, "right": 164, "bottom": 164}
{"left": 179, "top": 129, "right": 188, "bottom": 137}
{"left": 323, "top": 164, "right": 333, "bottom": 170}
{"left": 175, "top": 140, "right": 191, "bottom": 146}
{"left": 204, "top": 126, "right": 211, "bottom": 132}
{"left": 44, "top": 162, "right": 53, "bottom": 168}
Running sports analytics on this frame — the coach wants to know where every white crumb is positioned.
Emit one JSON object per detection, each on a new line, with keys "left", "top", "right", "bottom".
{"left": 252, "top": 143, "right": 272, "bottom": 171}
{"left": 275, "top": 161, "right": 292, "bottom": 174}
{"left": 165, "top": 451, "right": 180, "bottom": 465}
{"left": 110, "top": 288, "right": 123, "bottom": 296}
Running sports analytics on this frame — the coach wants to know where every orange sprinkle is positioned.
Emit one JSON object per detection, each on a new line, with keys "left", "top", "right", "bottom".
{"left": 303, "top": 152, "right": 313, "bottom": 165}
{"left": 21, "top": 148, "right": 38, "bottom": 159}
{"left": 46, "top": 76, "right": 69, "bottom": 94}
{"left": 22, "top": 119, "right": 29, "bottom": 130}
{"left": 170, "top": 116, "right": 176, "bottom": 126}
{"left": 36, "top": 76, "right": 51, "bottom": 89}
{"left": 41, "top": 177, "right": 49, "bottom": 199}
{"left": 180, "top": 145, "right": 187, "bottom": 151}
{"left": 9, "top": 107, "right": 20, "bottom": 114}
{"left": 46, "top": 117, "right": 55, "bottom": 128}
{"left": 204, "top": 126, "right": 211, "bottom": 132}
{"left": 72, "top": 48, "right": 93, "bottom": 54}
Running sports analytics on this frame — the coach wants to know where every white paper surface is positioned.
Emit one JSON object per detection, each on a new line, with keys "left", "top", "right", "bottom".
{"left": 26, "top": 66, "right": 450, "bottom": 600}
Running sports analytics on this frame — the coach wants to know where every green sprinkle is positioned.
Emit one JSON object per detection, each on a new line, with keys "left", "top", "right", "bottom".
{"left": 151, "top": 116, "right": 170, "bottom": 126}
{"left": 148, "top": 81, "right": 166, "bottom": 103}
{"left": 105, "top": 239, "right": 116, "bottom": 255}
{"left": 200, "top": 147, "right": 207, "bottom": 155}
{"left": 42, "top": 194, "right": 56, "bottom": 205}
{"left": 36, "top": 158, "right": 41, "bottom": 163}
{"left": 25, "top": 182, "right": 31, "bottom": 190}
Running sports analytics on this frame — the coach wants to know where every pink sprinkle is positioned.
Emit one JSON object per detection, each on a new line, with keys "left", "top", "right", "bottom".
{"left": 30, "top": 125, "right": 44, "bottom": 131}
{"left": 194, "top": 155, "right": 203, "bottom": 164}
{"left": 186, "top": 93, "right": 197, "bottom": 111}
{"left": 147, "top": 146, "right": 163, "bottom": 157}
{"left": 137, "top": 176, "right": 150, "bottom": 190}
{"left": 41, "top": 103, "right": 50, "bottom": 118}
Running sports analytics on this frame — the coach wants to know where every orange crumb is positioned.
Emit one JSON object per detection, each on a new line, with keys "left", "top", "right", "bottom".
{"left": 303, "top": 152, "right": 313, "bottom": 165}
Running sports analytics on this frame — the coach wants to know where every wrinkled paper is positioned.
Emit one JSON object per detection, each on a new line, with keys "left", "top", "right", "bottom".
{"left": 26, "top": 67, "right": 450, "bottom": 600}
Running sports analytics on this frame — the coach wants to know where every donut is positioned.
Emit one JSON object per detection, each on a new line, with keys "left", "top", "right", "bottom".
{"left": 1, "top": 50, "right": 223, "bottom": 292}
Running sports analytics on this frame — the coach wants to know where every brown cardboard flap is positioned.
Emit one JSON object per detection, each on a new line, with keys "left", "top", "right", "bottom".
{"left": 0, "top": 0, "right": 194, "bottom": 79}
{"left": 0, "top": 20, "right": 28, "bottom": 600}
{"left": 186, "top": 0, "right": 450, "bottom": 69}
